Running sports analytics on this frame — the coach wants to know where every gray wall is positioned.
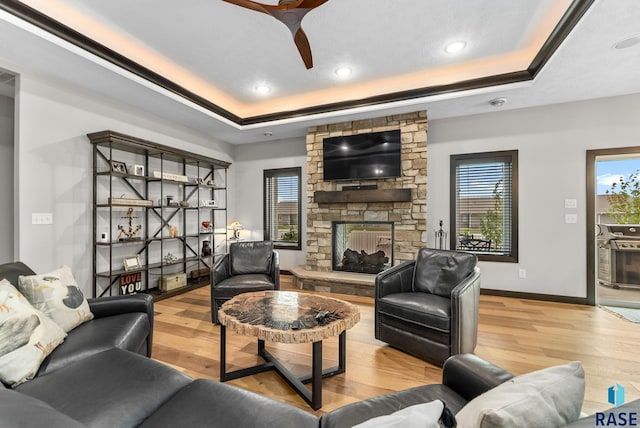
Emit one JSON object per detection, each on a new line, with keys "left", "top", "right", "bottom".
{"left": 0, "top": 93, "right": 13, "bottom": 263}
{"left": 427, "top": 93, "right": 640, "bottom": 298}
{"left": 234, "top": 138, "right": 307, "bottom": 271}
{"left": 14, "top": 73, "right": 234, "bottom": 297}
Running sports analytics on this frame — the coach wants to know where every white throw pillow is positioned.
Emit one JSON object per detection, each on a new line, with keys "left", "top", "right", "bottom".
{"left": 19, "top": 265, "right": 93, "bottom": 332}
{"left": 0, "top": 279, "right": 66, "bottom": 386}
{"left": 455, "top": 361, "right": 585, "bottom": 428}
{"left": 353, "top": 400, "right": 447, "bottom": 428}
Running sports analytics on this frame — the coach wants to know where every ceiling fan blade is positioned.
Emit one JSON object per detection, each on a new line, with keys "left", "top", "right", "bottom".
{"left": 297, "top": 0, "right": 329, "bottom": 9}
{"left": 221, "top": 0, "right": 270, "bottom": 15}
{"left": 293, "top": 28, "right": 313, "bottom": 69}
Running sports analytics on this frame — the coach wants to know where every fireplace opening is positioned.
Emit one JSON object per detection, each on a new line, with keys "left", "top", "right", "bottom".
{"left": 332, "top": 221, "right": 394, "bottom": 274}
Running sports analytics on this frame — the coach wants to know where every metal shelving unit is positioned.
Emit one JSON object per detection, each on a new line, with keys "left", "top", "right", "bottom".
{"left": 89, "top": 130, "right": 230, "bottom": 299}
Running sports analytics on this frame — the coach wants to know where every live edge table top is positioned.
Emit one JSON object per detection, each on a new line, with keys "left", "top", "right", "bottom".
{"left": 218, "top": 291, "right": 360, "bottom": 344}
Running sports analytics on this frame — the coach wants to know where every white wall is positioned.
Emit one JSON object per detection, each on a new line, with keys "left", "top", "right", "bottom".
{"left": 234, "top": 138, "right": 307, "bottom": 271}
{"left": 0, "top": 94, "right": 13, "bottom": 262}
{"left": 14, "top": 73, "right": 234, "bottom": 297}
{"left": 427, "top": 93, "right": 640, "bottom": 298}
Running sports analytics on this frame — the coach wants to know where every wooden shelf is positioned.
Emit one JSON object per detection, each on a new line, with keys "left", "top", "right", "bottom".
{"left": 314, "top": 188, "right": 412, "bottom": 204}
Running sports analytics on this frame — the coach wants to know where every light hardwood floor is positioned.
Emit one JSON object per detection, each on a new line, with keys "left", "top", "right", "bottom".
{"left": 152, "top": 276, "right": 640, "bottom": 417}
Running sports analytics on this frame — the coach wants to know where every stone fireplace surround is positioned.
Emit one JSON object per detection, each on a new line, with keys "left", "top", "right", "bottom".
{"left": 291, "top": 111, "right": 427, "bottom": 296}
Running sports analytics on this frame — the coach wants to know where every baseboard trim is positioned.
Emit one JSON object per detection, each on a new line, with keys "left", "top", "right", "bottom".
{"left": 481, "top": 288, "right": 589, "bottom": 305}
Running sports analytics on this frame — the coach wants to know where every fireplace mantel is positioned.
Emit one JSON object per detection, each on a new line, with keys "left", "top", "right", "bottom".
{"left": 314, "top": 188, "right": 412, "bottom": 204}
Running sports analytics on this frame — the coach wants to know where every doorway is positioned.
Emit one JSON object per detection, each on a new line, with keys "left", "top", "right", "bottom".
{"left": 587, "top": 148, "right": 640, "bottom": 308}
{"left": 0, "top": 68, "right": 15, "bottom": 263}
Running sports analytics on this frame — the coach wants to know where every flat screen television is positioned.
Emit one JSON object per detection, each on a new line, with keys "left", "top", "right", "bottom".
{"left": 322, "top": 130, "right": 401, "bottom": 181}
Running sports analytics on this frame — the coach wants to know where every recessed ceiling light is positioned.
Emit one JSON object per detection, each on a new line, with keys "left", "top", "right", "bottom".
{"left": 489, "top": 97, "right": 507, "bottom": 107}
{"left": 335, "top": 67, "right": 352, "bottom": 78}
{"left": 444, "top": 41, "right": 466, "bottom": 54}
{"left": 614, "top": 35, "right": 640, "bottom": 49}
{"left": 254, "top": 85, "right": 271, "bottom": 94}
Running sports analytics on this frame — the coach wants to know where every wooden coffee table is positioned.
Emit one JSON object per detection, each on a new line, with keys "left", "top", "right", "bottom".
{"left": 218, "top": 290, "right": 360, "bottom": 410}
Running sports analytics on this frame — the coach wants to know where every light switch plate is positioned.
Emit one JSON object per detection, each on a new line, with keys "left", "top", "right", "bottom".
{"left": 564, "top": 199, "right": 577, "bottom": 209}
{"left": 32, "top": 213, "right": 53, "bottom": 225}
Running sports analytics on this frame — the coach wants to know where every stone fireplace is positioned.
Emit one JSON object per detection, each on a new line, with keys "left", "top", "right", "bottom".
{"left": 291, "top": 111, "right": 427, "bottom": 296}
{"left": 333, "top": 221, "right": 393, "bottom": 274}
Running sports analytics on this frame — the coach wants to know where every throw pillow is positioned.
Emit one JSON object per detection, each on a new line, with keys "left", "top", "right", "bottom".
{"left": 0, "top": 279, "right": 66, "bottom": 386}
{"left": 455, "top": 361, "right": 585, "bottom": 428}
{"left": 18, "top": 265, "right": 93, "bottom": 332}
{"left": 353, "top": 400, "right": 455, "bottom": 428}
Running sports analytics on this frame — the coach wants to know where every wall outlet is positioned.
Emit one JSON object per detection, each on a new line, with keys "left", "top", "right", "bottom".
{"left": 519, "top": 269, "right": 527, "bottom": 279}
{"left": 565, "top": 213, "right": 578, "bottom": 224}
{"left": 32, "top": 213, "right": 53, "bottom": 225}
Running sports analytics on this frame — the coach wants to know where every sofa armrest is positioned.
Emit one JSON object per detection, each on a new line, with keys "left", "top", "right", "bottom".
{"left": 375, "top": 260, "right": 415, "bottom": 298}
{"left": 87, "top": 293, "right": 153, "bottom": 321}
{"left": 270, "top": 250, "right": 280, "bottom": 290}
{"left": 450, "top": 267, "right": 481, "bottom": 354}
{"left": 442, "top": 354, "right": 514, "bottom": 402}
{"left": 87, "top": 294, "right": 154, "bottom": 356}
{"left": 211, "top": 254, "right": 230, "bottom": 287}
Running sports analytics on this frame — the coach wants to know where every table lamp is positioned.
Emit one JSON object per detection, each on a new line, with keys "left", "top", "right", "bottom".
{"left": 228, "top": 220, "right": 243, "bottom": 240}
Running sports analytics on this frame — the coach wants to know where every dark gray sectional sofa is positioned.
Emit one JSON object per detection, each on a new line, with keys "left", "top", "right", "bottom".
{"left": 0, "top": 261, "right": 627, "bottom": 427}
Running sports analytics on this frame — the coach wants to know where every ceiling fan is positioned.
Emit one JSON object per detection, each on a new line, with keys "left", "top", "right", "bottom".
{"left": 222, "top": 0, "right": 329, "bottom": 69}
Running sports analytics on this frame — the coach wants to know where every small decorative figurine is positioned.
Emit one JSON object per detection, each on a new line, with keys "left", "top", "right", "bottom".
{"left": 163, "top": 253, "right": 178, "bottom": 264}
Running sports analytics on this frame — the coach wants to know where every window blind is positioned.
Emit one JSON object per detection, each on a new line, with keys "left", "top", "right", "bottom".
{"left": 264, "top": 167, "right": 302, "bottom": 249}
{"left": 451, "top": 151, "right": 518, "bottom": 262}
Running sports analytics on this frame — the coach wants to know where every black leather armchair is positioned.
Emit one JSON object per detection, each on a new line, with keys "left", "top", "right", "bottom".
{"left": 375, "top": 248, "right": 480, "bottom": 366}
{"left": 210, "top": 241, "right": 279, "bottom": 323}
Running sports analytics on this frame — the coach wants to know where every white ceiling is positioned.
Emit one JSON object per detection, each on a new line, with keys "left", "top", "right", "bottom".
{"left": 0, "top": 0, "right": 639, "bottom": 144}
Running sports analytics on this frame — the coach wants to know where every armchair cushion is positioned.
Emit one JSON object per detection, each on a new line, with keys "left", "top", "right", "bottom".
{"left": 413, "top": 249, "right": 477, "bottom": 297}
{"left": 211, "top": 274, "right": 275, "bottom": 298}
{"left": 230, "top": 241, "right": 274, "bottom": 276}
{"left": 377, "top": 293, "right": 451, "bottom": 332}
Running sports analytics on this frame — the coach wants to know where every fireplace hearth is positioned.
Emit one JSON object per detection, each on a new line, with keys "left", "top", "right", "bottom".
{"left": 332, "top": 222, "right": 393, "bottom": 274}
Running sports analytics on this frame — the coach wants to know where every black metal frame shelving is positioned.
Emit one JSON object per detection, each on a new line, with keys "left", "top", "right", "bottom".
{"left": 89, "top": 130, "right": 230, "bottom": 299}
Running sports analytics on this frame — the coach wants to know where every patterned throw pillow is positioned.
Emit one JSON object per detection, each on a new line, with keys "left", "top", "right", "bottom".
{"left": 19, "top": 265, "right": 93, "bottom": 333}
{"left": 0, "top": 279, "right": 66, "bottom": 386}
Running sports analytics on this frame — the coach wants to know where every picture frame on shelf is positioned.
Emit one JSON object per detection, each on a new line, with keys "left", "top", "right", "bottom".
{"left": 110, "top": 160, "right": 127, "bottom": 174}
{"left": 123, "top": 255, "right": 142, "bottom": 271}
{"left": 130, "top": 164, "right": 145, "bottom": 176}
{"left": 201, "top": 199, "right": 217, "bottom": 207}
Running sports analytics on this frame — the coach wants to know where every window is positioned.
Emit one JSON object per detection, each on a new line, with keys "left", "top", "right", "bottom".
{"left": 264, "top": 167, "right": 302, "bottom": 250}
{"left": 450, "top": 151, "right": 518, "bottom": 262}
